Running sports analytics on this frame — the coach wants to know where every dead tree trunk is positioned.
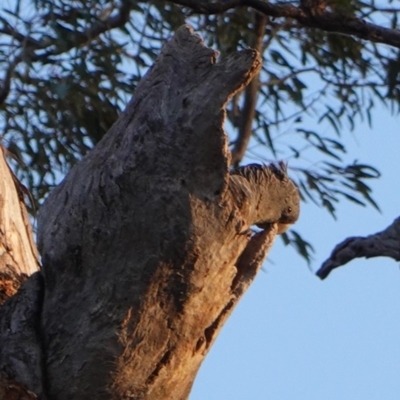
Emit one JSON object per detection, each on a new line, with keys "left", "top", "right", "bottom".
{"left": 0, "top": 25, "right": 290, "bottom": 399}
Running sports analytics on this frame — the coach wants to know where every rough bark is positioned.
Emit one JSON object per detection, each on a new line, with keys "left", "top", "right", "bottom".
{"left": 35, "top": 24, "right": 266, "bottom": 400}
{"left": 0, "top": 24, "right": 299, "bottom": 400}
{"left": 0, "top": 272, "right": 45, "bottom": 398}
{"left": 0, "top": 146, "right": 42, "bottom": 397}
{"left": 317, "top": 217, "right": 400, "bottom": 279}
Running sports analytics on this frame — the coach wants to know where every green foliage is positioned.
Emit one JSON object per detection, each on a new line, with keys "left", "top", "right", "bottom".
{"left": 0, "top": 0, "right": 398, "bottom": 262}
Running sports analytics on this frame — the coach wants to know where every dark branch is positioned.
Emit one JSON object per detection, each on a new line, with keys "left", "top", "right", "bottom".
{"left": 171, "top": 0, "right": 400, "bottom": 49}
{"left": 0, "top": 59, "right": 18, "bottom": 106}
{"left": 231, "top": 12, "right": 267, "bottom": 167}
{"left": 36, "top": 0, "right": 133, "bottom": 60}
{"left": 0, "top": 1, "right": 134, "bottom": 105}
{"left": 0, "top": 24, "right": 44, "bottom": 49}
{"left": 317, "top": 217, "right": 400, "bottom": 279}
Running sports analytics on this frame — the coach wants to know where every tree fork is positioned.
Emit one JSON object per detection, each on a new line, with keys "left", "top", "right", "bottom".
{"left": 0, "top": 25, "right": 292, "bottom": 400}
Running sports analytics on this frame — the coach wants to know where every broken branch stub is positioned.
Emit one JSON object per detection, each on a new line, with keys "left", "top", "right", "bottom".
{"left": 37, "top": 25, "right": 265, "bottom": 399}
{"left": 317, "top": 217, "right": 400, "bottom": 279}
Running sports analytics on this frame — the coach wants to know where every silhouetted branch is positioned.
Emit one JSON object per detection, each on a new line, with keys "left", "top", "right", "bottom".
{"left": 170, "top": 0, "right": 400, "bottom": 49}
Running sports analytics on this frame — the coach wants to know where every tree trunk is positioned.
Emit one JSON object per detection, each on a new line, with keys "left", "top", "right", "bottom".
{"left": 0, "top": 25, "right": 285, "bottom": 399}
{"left": 0, "top": 144, "right": 42, "bottom": 398}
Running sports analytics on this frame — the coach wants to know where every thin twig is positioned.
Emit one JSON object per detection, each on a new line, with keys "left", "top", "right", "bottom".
{"left": 231, "top": 12, "right": 267, "bottom": 166}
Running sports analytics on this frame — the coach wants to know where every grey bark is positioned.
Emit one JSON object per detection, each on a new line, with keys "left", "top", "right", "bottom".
{"left": 36, "top": 25, "right": 263, "bottom": 399}
{"left": 0, "top": 24, "right": 294, "bottom": 400}
{"left": 317, "top": 217, "right": 400, "bottom": 279}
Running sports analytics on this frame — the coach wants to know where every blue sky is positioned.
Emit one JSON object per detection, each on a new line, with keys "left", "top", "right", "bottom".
{"left": 2, "top": 2, "right": 399, "bottom": 398}
{"left": 191, "top": 105, "right": 400, "bottom": 399}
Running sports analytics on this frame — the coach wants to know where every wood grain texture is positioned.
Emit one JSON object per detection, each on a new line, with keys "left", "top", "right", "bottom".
{"left": 0, "top": 145, "right": 40, "bottom": 305}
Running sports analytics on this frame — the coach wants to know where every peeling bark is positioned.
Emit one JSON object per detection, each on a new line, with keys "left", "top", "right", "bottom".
{"left": 0, "top": 145, "right": 40, "bottom": 306}
{"left": 317, "top": 217, "right": 400, "bottom": 279}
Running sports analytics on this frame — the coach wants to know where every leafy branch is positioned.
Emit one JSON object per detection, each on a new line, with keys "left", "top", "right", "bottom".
{"left": 167, "top": 0, "right": 400, "bottom": 49}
